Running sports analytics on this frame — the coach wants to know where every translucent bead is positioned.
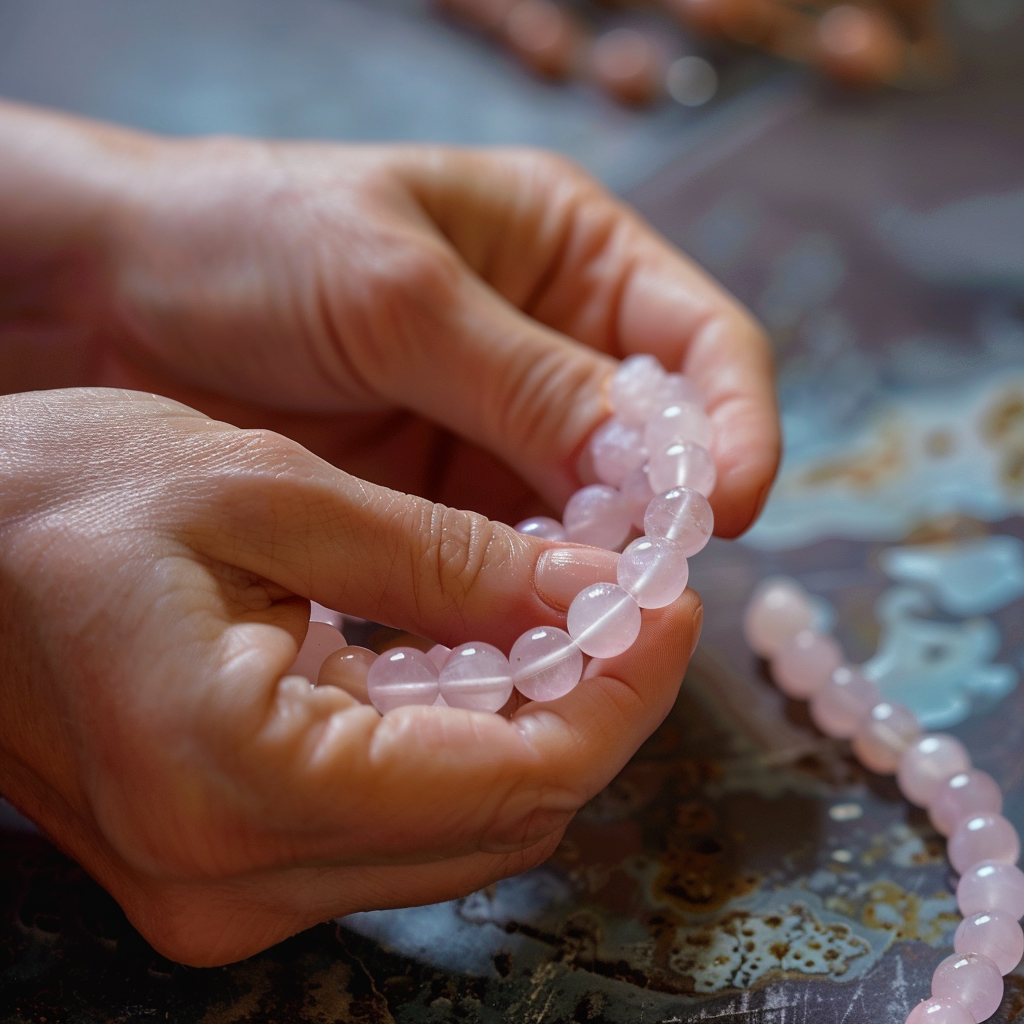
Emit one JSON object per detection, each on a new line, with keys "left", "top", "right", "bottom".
{"left": 289, "top": 621, "right": 348, "bottom": 684}
{"left": 647, "top": 441, "right": 717, "bottom": 497}
{"left": 510, "top": 625, "right": 584, "bottom": 701}
{"left": 743, "top": 577, "right": 816, "bottom": 657}
{"left": 897, "top": 735, "right": 971, "bottom": 808}
{"left": 643, "top": 487, "right": 714, "bottom": 556}
{"left": 644, "top": 402, "right": 713, "bottom": 453}
{"left": 310, "top": 601, "right": 344, "bottom": 629}
{"left": 851, "top": 702, "right": 922, "bottom": 775}
{"left": 905, "top": 997, "right": 979, "bottom": 1024}
{"left": 809, "top": 666, "right": 881, "bottom": 739}
{"left": 617, "top": 536, "right": 689, "bottom": 609}
{"left": 620, "top": 466, "right": 655, "bottom": 530}
{"left": 931, "top": 951, "right": 1003, "bottom": 1024}
{"left": 955, "top": 910, "right": 1024, "bottom": 975}
{"left": 426, "top": 643, "right": 452, "bottom": 671}
{"left": 318, "top": 645, "right": 376, "bottom": 703}
{"left": 567, "top": 582, "right": 642, "bottom": 658}
{"left": 589, "top": 417, "right": 646, "bottom": 487}
{"left": 515, "top": 516, "right": 567, "bottom": 541}
{"left": 949, "top": 814, "right": 1021, "bottom": 875}
{"left": 438, "top": 642, "right": 514, "bottom": 713}
{"left": 930, "top": 770, "right": 1004, "bottom": 837}
{"left": 958, "top": 862, "right": 1024, "bottom": 920}
{"left": 563, "top": 484, "right": 632, "bottom": 550}
{"left": 366, "top": 647, "right": 439, "bottom": 714}
{"left": 658, "top": 372, "right": 703, "bottom": 409}
{"left": 771, "top": 630, "right": 843, "bottom": 699}
{"left": 609, "top": 353, "right": 667, "bottom": 424}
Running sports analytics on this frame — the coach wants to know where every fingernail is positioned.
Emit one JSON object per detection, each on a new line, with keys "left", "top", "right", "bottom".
{"left": 534, "top": 547, "right": 620, "bottom": 612}
{"left": 690, "top": 601, "right": 704, "bottom": 657}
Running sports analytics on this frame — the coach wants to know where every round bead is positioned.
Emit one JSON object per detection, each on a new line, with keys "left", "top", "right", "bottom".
{"left": 438, "top": 642, "right": 514, "bottom": 713}
{"left": 955, "top": 911, "right": 1024, "bottom": 975}
{"left": 609, "top": 354, "right": 667, "bottom": 424}
{"left": 657, "top": 372, "right": 703, "bottom": 409}
{"left": 366, "top": 647, "right": 440, "bottom": 714}
{"left": 510, "top": 625, "right": 584, "bottom": 702}
{"left": 851, "top": 702, "right": 922, "bottom": 775}
{"left": 743, "top": 577, "right": 816, "bottom": 657}
{"left": 567, "top": 582, "right": 642, "bottom": 659}
{"left": 958, "top": 862, "right": 1024, "bottom": 920}
{"left": 949, "top": 814, "right": 1020, "bottom": 875}
{"left": 515, "top": 516, "right": 567, "bottom": 541}
{"left": 897, "top": 735, "right": 972, "bottom": 808}
{"left": 644, "top": 402, "right": 713, "bottom": 453}
{"left": 771, "top": 630, "right": 844, "bottom": 699}
{"left": 563, "top": 484, "right": 632, "bottom": 550}
{"left": 289, "top": 621, "right": 348, "bottom": 684}
{"left": 310, "top": 601, "right": 344, "bottom": 629}
{"left": 318, "top": 646, "right": 376, "bottom": 703}
{"left": 620, "top": 466, "right": 656, "bottom": 530}
{"left": 931, "top": 771, "right": 1004, "bottom": 837}
{"left": 931, "top": 951, "right": 1003, "bottom": 1023}
{"left": 426, "top": 644, "right": 452, "bottom": 671}
{"left": 643, "top": 486, "right": 714, "bottom": 556}
{"left": 617, "top": 536, "right": 689, "bottom": 609}
{"left": 809, "top": 665, "right": 881, "bottom": 739}
{"left": 589, "top": 417, "right": 646, "bottom": 487}
{"left": 905, "top": 997, "right": 979, "bottom": 1024}
{"left": 647, "top": 441, "right": 717, "bottom": 497}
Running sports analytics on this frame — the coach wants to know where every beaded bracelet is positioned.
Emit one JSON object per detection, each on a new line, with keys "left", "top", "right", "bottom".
{"left": 745, "top": 577, "right": 1024, "bottom": 1024}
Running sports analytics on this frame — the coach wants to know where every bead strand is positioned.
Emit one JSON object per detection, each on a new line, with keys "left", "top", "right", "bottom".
{"left": 745, "top": 578, "right": 1024, "bottom": 1024}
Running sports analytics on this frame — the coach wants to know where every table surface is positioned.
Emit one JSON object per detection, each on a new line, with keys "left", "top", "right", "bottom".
{"left": 3, "top": 2, "right": 1024, "bottom": 1021}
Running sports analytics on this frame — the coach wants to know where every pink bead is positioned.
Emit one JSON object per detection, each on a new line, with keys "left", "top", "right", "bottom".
{"left": 851, "top": 702, "right": 922, "bottom": 774}
{"left": 438, "top": 642, "right": 514, "bottom": 713}
{"left": 515, "top": 516, "right": 567, "bottom": 541}
{"left": 949, "top": 814, "right": 1020, "bottom": 875}
{"left": 510, "top": 625, "right": 583, "bottom": 701}
{"left": 644, "top": 402, "right": 713, "bottom": 452}
{"left": 647, "top": 441, "right": 717, "bottom": 497}
{"left": 898, "top": 735, "right": 972, "bottom": 808}
{"left": 609, "top": 354, "right": 667, "bottom": 424}
{"left": 809, "top": 666, "right": 881, "bottom": 739}
{"left": 955, "top": 910, "right": 1024, "bottom": 975}
{"left": 743, "top": 577, "right": 816, "bottom": 657}
{"left": 931, "top": 951, "right": 1003, "bottom": 1023}
{"left": 771, "top": 630, "right": 843, "bottom": 699}
{"left": 620, "top": 466, "right": 656, "bottom": 530}
{"left": 310, "top": 601, "right": 344, "bottom": 629}
{"left": 366, "top": 647, "right": 439, "bottom": 713}
{"left": 567, "top": 582, "right": 642, "bottom": 659}
{"left": 318, "top": 645, "right": 376, "bottom": 702}
{"left": 905, "top": 997, "right": 978, "bottom": 1024}
{"left": 563, "top": 484, "right": 632, "bottom": 550}
{"left": 288, "top": 621, "right": 348, "bottom": 683}
{"left": 931, "top": 771, "right": 1004, "bottom": 837}
{"left": 958, "top": 862, "right": 1024, "bottom": 920}
{"left": 643, "top": 486, "right": 714, "bottom": 556}
{"left": 589, "top": 417, "right": 647, "bottom": 487}
{"left": 426, "top": 644, "right": 452, "bottom": 671}
{"left": 658, "top": 372, "right": 703, "bottom": 409}
{"left": 617, "top": 536, "right": 689, "bottom": 609}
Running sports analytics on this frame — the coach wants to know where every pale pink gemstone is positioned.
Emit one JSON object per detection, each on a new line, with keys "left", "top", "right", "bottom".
{"left": 955, "top": 910, "right": 1024, "bottom": 975}
{"left": 771, "top": 630, "right": 843, "bottom": 699}
{"left": 510, "top": 625, "right": 584, "bottom": 701}
{"left": 809, "top": 666, "right": 881, "bottom": 739}
{"left": 426, "top": 643, "right": 452, "bottom": 671}
{"left": 905, "top": 997, "right": 978, "bottom": 1024}
{"left": 617, "top": 536, "right": 689, "bottom": 609}
{"left": 647, "top": 441, "right": 717, "bottom": 497}
{"left": 958, "top": 862, "right": 1024, "bottom": 920}
{"left": 288, "top": 621, "right": 348, "bottom": 683}
{"left": 931, "top": 771, "right": 1004, "bottom": 837}
{"left": 897, "top": 734, "right": 972, "bottom": 808}
{"left": 621, "top": 466, "right": 656, "bottom": 530}
{"left": 644, "top": 401, "right": 713, "bottom": 452}
{"left": 589, "top": 417, "right": 647, "bottom": 487}
{"left": 515, "top": 516, "right": 567, "bottom": 542}
{"left": 310, "top": 601, "right": 344, "bottom": 629}
{"left": 643, "top": 487, "right": 714, "bottom": 556}
{"left": 318, "top": 645, "right": 376, "bottom": 702}
{"left": 931, "top": 951, "right": 1003, "bottom": 1023}
{"left": 743, "top": 577, "right": 816, "bottom": 657}
{"left": 851, "top": 702, "right": 922, "bottom": 775}
{"left": 366, "top": 647, "right": 439, "bottom": 714}
{"left": 563, "top": 484, "right": 632, "bottom": 550}
{"left": 567, "top": 582, "right": 642, "bottom": 659}
{"left": 949, "top": 814, "right": 1021, "bottom": 875}
{"left": 609, "top": 354, "right": 667, "bottom": 424}
{"left": 438, "top": 642, "right": 514, "bottom": 713}
{"left": 657, "top": 372, "right": 703, "bottom": 409}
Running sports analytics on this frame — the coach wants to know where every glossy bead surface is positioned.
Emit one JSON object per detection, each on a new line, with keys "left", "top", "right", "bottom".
{"left": 563, "top": 484, "right": 632, "bottom": 550}
{"left": 515, "top": 516, "right": 567, "bottom": 541}
{"left": 905, "top": 996, "right": 977, "bottom": 1024}
{"left": 644, "top": 401, "right": 713, "bottom": 453}
{"left": 567, "top": 582, "right": 642, "bottom": 659}
{"left": 809, "top": 666, "right": 881, "bottom": 739}
{"left": 589, "top": 417, "right": 646, "bottom": 487}
{"left": 318, "top": 646, "right": 376, "bottom": 703}
{"left": 366, "top": 647, "right": 439, "bottom": 714}
{"left": 931, "top": 951, "right": 1003, "bottom": 1023}
{"left": 771, "top": 630, "right": 843, "bottom": 699}
{"left": 958, "top": 862, "right": 1024, "bottom": 920}
{"left": 743, "top": 577, "right": 816, "bottom": 657}
{"left": 617, "top": 536, "right": 689, "bottom": 609}
{"left": 438, "top": 642, "right": 514, "bottom": 713}
{"left": 898, "top": 735, "right": 971, "bottom": 808}
{"left": 426, "top": 644, "right": 452, "bottom": 671}
{"left": 955, "top": 910, "right": 1024, "bottom": 975}
{"left": 289, "top": 621, "right": 348, "bottom": 684}
{"left": 609, "top": 353, "right": 666, "bottom": 424}
{"left": 510, "top": 625, "right": 584, "bottom": 701}
{"left": 931, "top": 770, "right": 1004, "bottom": 837}
{"left": 310, "top": 601, "right": 344, "bottom": 629}
{"left": 851, "top": 702, "right": 922, "bottom": 774}
{"left": 620, "top": 465, "right": 655, "bottom": 530}
{"left": 643, "top": 486, "right": 713, "bottom": 556}
{"left": 647, "top": 441, "right": 717, "bottom": 497}
{"left": 949, "top": 814, "right": 1021, "bottom": 875}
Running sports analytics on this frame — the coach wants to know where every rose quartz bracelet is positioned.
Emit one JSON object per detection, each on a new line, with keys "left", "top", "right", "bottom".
{"left": 745, "top": 577, "right": 1024, "bottom": 1024}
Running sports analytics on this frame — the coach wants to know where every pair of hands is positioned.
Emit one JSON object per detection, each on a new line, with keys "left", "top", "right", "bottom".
{"left": 0, "top": 101, "right": 778, "bottom": 965}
